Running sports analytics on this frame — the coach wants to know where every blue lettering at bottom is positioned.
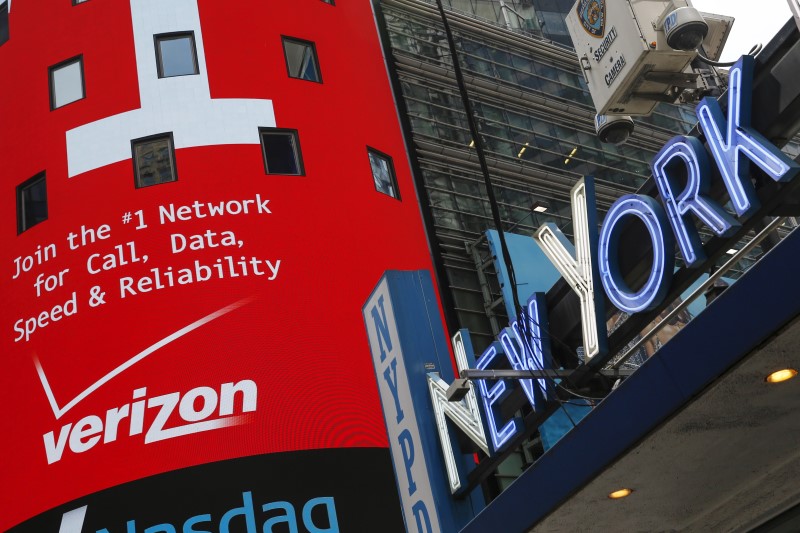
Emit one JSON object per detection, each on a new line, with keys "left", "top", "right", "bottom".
{"left": 398, "top": 428, "right": 418, "bottom": 496}
{"left": 94, "top": 493, "right": 340, "bottom": 533}
{"left": 302, "top": 497, "right": 339, "bottom": 533}
{"left": 412, "top": 500, "right": 433, "bottom": 533}
{"left": 183, "top": 514, "right": 212, "bottom": 533}
{"left": 219, "top": 491, "right": 257, "bottom": 533}
{"left": 144, "top": 525, "right": 175, "bottom": 533}
{"left": 262, "top": 502, "right": 297, "bottom": 533}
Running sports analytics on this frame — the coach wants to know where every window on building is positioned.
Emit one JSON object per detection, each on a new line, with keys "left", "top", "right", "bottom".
{"left": 17, "top": 173, "right": 48, "bottom": 234}
{"left": 155, "top": 32, "right": 199, "bottom": 78}
{"left": 0, "top": 2, "right": 8, "bottom": 46}
{"left": 282, "top": 37, "right": 322, "bottom": 83}
{"left": 132, "top": 133, "right": 177, "bottom": 188}
{"left": 259, "top": 128, "right": 304, "bottom": 175}
{"left": 49, "top": 56, "right": 85, "bottom": 110}
{"left": 368, "top": 148, "right": 400, "bottom": 199}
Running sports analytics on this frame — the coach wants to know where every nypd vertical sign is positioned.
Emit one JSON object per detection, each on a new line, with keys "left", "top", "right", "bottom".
{"left": 364, "top": 271, "right": 477, "bottom": 533}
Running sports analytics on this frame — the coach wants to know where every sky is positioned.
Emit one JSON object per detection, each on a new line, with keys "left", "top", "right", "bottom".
{"left": 692, "top": 0, "right": 794, "bottom": 62}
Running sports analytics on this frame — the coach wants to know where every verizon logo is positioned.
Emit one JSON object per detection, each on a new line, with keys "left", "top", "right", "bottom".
{"left": 43, "top": 380, "right": 257, "bottom": 464}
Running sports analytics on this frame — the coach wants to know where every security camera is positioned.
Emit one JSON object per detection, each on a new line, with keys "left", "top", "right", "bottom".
{"left": 664, "top": 6, "right": 709, "bottom": 51}
{"left": 595, "top": 114, "right": 634, "bottom": 145}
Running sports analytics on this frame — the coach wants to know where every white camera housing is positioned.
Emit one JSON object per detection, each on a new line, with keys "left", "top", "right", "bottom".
{"left": 565, "top": 1, "right": 726, "bottom": 117}
{"left": 595, "top": 114, "right": 634, "bottom": 145}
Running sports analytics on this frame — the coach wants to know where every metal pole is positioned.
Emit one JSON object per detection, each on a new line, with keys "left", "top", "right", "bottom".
{"left": 432, "top": 0, "right": 524, "bottom": 317}
{"left": 461, "top": 369, "right": 634, "bottom": 380}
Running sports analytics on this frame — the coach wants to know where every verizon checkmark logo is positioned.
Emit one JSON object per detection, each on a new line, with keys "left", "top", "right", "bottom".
{"left": 36, "top": 299, "right": 258, "bottom": 464}
{"left": 34, "top": 299, "right": 250, "bottom": 420}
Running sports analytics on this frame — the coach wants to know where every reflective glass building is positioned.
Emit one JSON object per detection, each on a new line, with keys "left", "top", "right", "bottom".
{"left": 368, "top": 3, "right": 800, "bottom": 529}
{"left": 375, "top": 0, "right": 697, "bottom": 348}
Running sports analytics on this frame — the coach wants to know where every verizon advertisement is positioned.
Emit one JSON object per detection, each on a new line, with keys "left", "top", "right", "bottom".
{"left": 1, "top": 1, "right": 434, "bottom": 530}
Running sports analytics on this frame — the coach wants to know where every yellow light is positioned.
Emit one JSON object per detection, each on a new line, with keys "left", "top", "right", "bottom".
{"left": 518, "top": 142, "right": 529, "bottom": 158}
{"left": 766, "top": 369, "right": 798, "bottom": 383}
{"left": 608, "top": 488, "right": 633, "bottom": 499}
{"left": 564, "top": 146, "right": 578, "bottom": 164}
{"left": 469, "top": 140, "right": 475, "bottom": 148}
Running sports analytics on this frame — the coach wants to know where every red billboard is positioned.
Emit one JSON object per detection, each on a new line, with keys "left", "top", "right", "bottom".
{"left": 1, "top": 1, "right": 436, "bottom": 530}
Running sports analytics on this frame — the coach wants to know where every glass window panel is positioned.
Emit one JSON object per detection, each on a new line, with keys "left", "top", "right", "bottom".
{"left": 474, "top": 0, "right": 500, "bottom": 23}
{"left": 17, "top": 174, "right": 48, "bottom": 234}
{"left": 368, "top": 149, "right": 400, "bottom": 199}
{"left": 553, "top": 125, "right": 578, "bottom": 143}
{"left": 479, "top": 103, "right": 506, "bottom": 124}
{"left": 507, "top": 110, "right": 532, "bottom": 131}
{"left": 430, "top": 189, "right": 457, "bottom": 210}
{"left": 512, "top": 3, "right": 540, "bottom": 32}
{"left": 489, "top": 48, "right": 512, "bottom": 67}
{"left": 406, "top": 98, "right": 430, "bottom": 116}
{"left": 156, "top": 33, "right": 198, "bottom": 78}
{"left": 402, "top": 82, "right": 429, "bottom": 101}
{"left": 133, "top": 135, "right": 177, "bottom": 188}
{"left": 50, "top": 58, "right": 84, "bottom": 109}
{"left": 495, "top": 65, "right": 518, "bottom": 84}
{"left": 462, "top": 54, "right": 495, "bottom": 77}
{"left": 437, "top": 122, "right": 469, "bottom": 144}
{"left": 449, "top": 0, "right": 473, "bottom": 13}
{"left": 510, "top": 53, "right": 534, "bottom": 73}
{"left": 540, "top": 10, "right": 571, "bottom": 43}
{"left": 260, "top": 129, "right": 304, "bottom": 175}
{"left": 283, "top": 38, "right": 321, "bottom": 82}
{"left": 515, "top": 71, "right": 542, "bottom": 91}
{"left": 417, "top": 27, "right": 446, "bottom": 62}
{"left": 411, "top": 116, "right": 437, "bottom": 137}
{"left": 535, "top": 61, "right": 559, "bottom": 81}
{"left": 462, "top": 40, "right": 491, "bottom": 60}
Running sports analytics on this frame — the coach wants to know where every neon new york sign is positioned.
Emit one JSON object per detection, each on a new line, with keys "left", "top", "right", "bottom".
{"left": 428, "top": 55, "right": 799, "bottom": 493}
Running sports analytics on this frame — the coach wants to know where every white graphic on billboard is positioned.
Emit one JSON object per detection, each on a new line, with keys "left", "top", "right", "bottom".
{"left": 65, "top": 0, "right": 276, "bottom": 177}
{"left": 34, "top": 298, "right": 251, "bottom": 420}
{"left": 58, "top": 506, "right": 87, "bottom": 533}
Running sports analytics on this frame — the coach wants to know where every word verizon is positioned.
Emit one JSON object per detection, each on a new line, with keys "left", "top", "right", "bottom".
{"left": 43, "top": 380, "right": 257, "bottom": 464}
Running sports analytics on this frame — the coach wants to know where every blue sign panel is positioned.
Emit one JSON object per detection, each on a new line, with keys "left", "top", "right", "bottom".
{"left": 363, "top": 271, "right": 483, "bottom": 533}
{"left": 486, "top": 230, "right": 561, "bottom": 321}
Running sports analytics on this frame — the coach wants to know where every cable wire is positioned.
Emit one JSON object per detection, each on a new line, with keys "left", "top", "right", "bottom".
{"left": 696, "top": 43, "right": 763, "bottom": 67}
